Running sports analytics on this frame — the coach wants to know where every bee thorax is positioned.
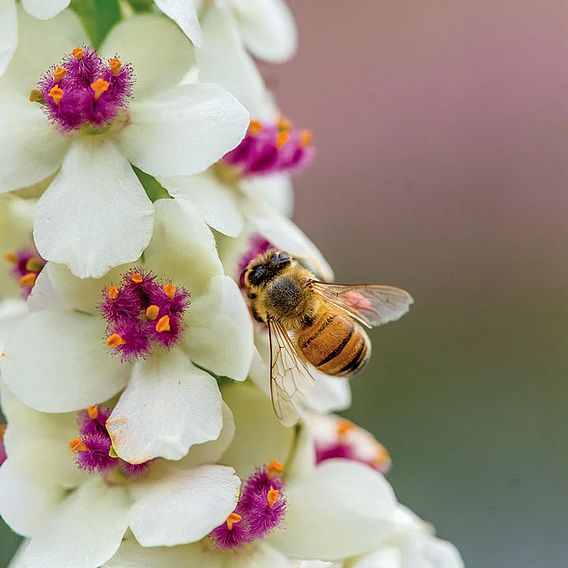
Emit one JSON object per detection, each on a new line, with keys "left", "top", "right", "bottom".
{"left": 265, "top": 276, "right": 305, "bottom": 318}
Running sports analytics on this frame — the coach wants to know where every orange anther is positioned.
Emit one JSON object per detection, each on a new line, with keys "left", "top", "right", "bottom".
{"left": 72, "top": 47, "right": 84, "bottom": 59}
{"left": 226, "top": 512, "right": 242, "bottom": 530}
{"left": 54, "top": 66, "right": 67, "bottom": 82}
{"left": 19, "top": 273, "right": 37, "bottom": 288}
{"left": 249, "top": 119, "right": 263, "bottom": 135}
{"left": 267, "top": 460, "right": 284, "bottom": 478}
{"left": 87, "top": 405, "right": 99, "bottom": 420}
{"left": 155, "top": 315, "right": 171, "bottom": 333}
{"left": 0, "top": 424, "right": 6, "bottom": 438}
{"left": 70, "top": 438, "right": 88, "bottom": 452}
{"left": 48, "top": 85, "right": 64, "bottom": 106}
{"left": 163, "top": 283, "right": 176, "bottom": 300}
{"left": 25, "top": 257, "right": 43, "bottom": 273}
{"left": 337, "top": 419, "right": 355, "bottom": 438}
{"left": 109, "top": 57, "right": 122, "bottom": 76}
{"left": 276, "top": 131, "right": 290, "bottom": 148}
{"left": 108, "top": 285, "right": 119, "bottom": 300}
{"left": 267, "top": 486, "right": 279, "bottom": 508}
{"left": 300, "top": 129, "right": 313, "bottom": 147}
{"left": 4, "top": 252, "right": 17, "bottom": 263}
{"left": 277, "top": 116, "right": 292, "bottom": 132}
{"left": 146, "top": 305, "right": 160, "bottom": 320}
{"left": 131, "top": 272, "right": 143, "bottom": 284}
{"left": 91, "top": 78, "right": 110, "bottom": 102}
{"left": 106, "top": 333, "right": 126, "bottom": 348}
{"left": 29, "top": 89, "right": 44, "bottom": 104}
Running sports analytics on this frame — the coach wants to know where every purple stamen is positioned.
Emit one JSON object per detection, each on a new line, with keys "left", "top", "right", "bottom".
{"left": 4, "top": 247, "right": 46, "bottom": 299}
{"left": 223, "top": 117, "right": 315, "bottom": 177}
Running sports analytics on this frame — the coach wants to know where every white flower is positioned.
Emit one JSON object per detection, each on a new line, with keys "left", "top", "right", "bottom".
{"left": 0, "top": 9, "right": 249, "bottom": 278}
{"left": 0, "top": 387, "right": 240, "bottom": 568}
{"left": 0, "top": 199, "right": 254, "bottom": 464}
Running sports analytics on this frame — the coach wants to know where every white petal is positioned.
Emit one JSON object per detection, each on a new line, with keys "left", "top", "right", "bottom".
{"left": 25, "top": 478, "right": 130, "bottom": 568}
{"left": 107, "top": 350, "right": 223, "bottom": 463}
{"left": 144, "top": 198, "right": 223, "bottom": 296}
{"left": 129, "top": 464, "right": 240, "bottom": 547}
{"left": 229, "top": 543, "right": 294, "bottom": 568}
{"left": 220, "top": 383, "right": 294, "bottom": 477}
{"left": 154, "top": 0, "right": 201, "bottom": 46}
{"left": 268, "top": 460, "right": 397, "bottom": 559}
{"left": 3, "top": 7, "right": 85, "bottom": 92}
{"left": 0, "top": 100, "right": 67, "bottom": 193}
{"left": 101, "top": 14, "right": 195, "bottom": 98}
{"left": 0, "top": 461, "right": 63, "bottom": 537}
{"left": 103, "top": 539, "right": 223, "bottom": 568}
{"left": 34, "top": 138, "right": 154, "bottom": 279}
{"left": 232, "top": 0, "right": 298, "bottom": 63}
{"left": 0, "top": 0, "right": 17, "bottom": 77}
{"left": 0, "top": 298, "right": 27, "bottom": 352}
{"left": 159, "top": 172, "right": 243, "bottom": 237}
{"left": 2, "top": 387, "right": 84, "bottom": 488}
{"left": 240, "top": 173, "right": 294, "bottom": 217}
{"left": 304, "top": 372, "right": 352, "bottom": 414}
{"left": 243, "top": 200, "right": 334, "bottom": 281}
{"left": 197, "top": 3, "right": 267, "bottom": 114}
{"left": 184, "top": 275, "right": 253, "bottom": 380}
{"left": 27, "top": 267, "right": 71, "bottom": 312}
{"left": 118, "top": 83, "right": 249, "bottom": 177}
{"left": 179, "top": 402, "right": 235, "bottom": 469}
{"left": 22, "top": 0, "right": 70, "bottom": 19}
{"left": 351, "top": 547, "right": 402, "bottom": 568}
{"left": 2, "top": 310, "right": 128, "bottom": 412}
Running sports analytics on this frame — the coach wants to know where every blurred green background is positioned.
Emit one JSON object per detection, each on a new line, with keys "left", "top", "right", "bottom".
{"left": 2, "top": 1, "right": 568, "bottom": 567}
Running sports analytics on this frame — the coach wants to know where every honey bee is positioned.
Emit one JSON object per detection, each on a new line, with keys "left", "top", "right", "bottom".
{"left": 242, "top": 249, "right": 413, "bottom": 424}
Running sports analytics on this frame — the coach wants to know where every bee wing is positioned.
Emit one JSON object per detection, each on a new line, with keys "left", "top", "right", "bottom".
{"left": 268, "top": 318, "right": 316, "bottom": 426}
{"left": 311, "top": 282, "right": 414, "bottom": 329}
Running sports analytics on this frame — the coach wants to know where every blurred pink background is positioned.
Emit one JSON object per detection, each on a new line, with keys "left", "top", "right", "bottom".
{"left": 264, "top": 2, "right": 568, "bottom": 567}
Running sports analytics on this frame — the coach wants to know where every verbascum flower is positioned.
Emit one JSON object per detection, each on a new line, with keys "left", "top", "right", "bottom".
{"left": 0, "top": 9, "right": 249, "bottom": 278}
{"left": 0, "top": 200, "right": 254, "bottom": 464}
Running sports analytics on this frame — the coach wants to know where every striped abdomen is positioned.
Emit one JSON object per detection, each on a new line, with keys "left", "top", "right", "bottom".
{"left": 297, "top": 311, "right": 371, "bottom": 377}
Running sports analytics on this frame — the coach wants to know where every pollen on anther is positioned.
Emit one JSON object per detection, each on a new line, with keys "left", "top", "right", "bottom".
{"left": 146, "top": 305, "right": 160, "bottom": 320}
{"left": 108, "top": 285, "right": 119, "bottom": 300}
{"left": 87, "top": 405, "right": 99, "bottom": 420}
{"left": 300, "top": 129, "right": 313, "bottom": 147}
{"left": 155, "top": 315, "right": 171, "bottom": 333}
{"left": 163, "top": 283, "right": 176, "bottom": 300}
{"left": 277, "top": 116, "right": 292, "bottom": 132}
{"left": 54, "top": 66, "right": 67, "bottom": 82}
{"left": 19, "top": 273, "right": 37, "bottom": 288}
{"left": 109, "top": 57, "right": 122, "bottom": 76}
{"left": 4, "top": 252, "right": 17, "bottom": 263}
{"left": 48, "top": 85, "right": 64, "bottom": 105}
{"left": 226, "top": 513, "right": 242, "bottom": 530}
{"left": 267, "top": 487, "right": 279, "bottom": 508}
{"left": 70, "top": 438, "right": 88, "bottom": 453}
{"left": 249, "top": 119, "right": 263, "bottom": 135}
{"left": 25, "top": 257, "right": 43, "bottom": 272}
{"left": 72, "top": 47, "right": 84, "bottom": 59}
{"left": 131, "top": 272, "right": 143, "bottom": 284}
{"left": 267, "top": 460, "right": 284, "bottom": 479}
{"left": 276, "top": 131, "right": 290, "bottom": 148}
{"left": 337, "top": 419, "right": 356, "bottom": 437}
{"left": 106, "top": 333, "right": 126, "bottom": 348}
{"left": 91, "top": 78, "right": 110, "bottom": 102}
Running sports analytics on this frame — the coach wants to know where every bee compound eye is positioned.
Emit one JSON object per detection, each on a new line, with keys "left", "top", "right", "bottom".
{"left": 271, "top": 252, "right": 290, "bottom": 267}
{"left": 249, "top": 265, "right": 267, "bottom": 285}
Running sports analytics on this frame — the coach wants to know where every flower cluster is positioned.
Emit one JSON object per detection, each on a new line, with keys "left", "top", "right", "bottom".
{"left": 0, "top": 2, "right": 464, "bottom": 568}
{"left": 100, "top": 269, "right": 190, "bottom": 361}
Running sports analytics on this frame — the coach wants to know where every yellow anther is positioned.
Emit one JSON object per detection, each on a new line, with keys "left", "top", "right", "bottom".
{"left": 277, "top": 116, "right": 292, "bottom": 132}
{"left": 145, "top": 305, "right": 160, "bottom": 320}
{"left": 106, "top": 333, "right": 126, "bottom": 348}
{"left": 155, "top": 315, "right": 171, "bottom": 333}
{"left": 48, "top": 85, "right": 64, "bottom": 106}
{"left": 300, "top": 129, "right": 313, "bottom": 147}
{"left": 108, "top": 285, "right": 119, "bottom": 300}
{"left": 109, "top": 57, "right": 122, "bottom": 76}
{"left": 337, "top": 419, "right": 356, "bottom": 438}
{"left": 163, "top": 283, "right": 176, "bottom": 300}
{"left": 70, "top": 438, "right": 88, "bottom": 452}
{"left": 267, "top": 486, "right": 279, "bottom": 508}
{"left": 373, "top": 446, "right": 391, "bottom": 470}
{"left": 87, "top": 405, "right": 99, "bottom": 420}
{"left": 249, "top": 119, "right": 263, "bottom": 135}
{"left": 72, "top": 47, "right": 84, "bottom": 59}
{"left": 54, "top": 66, "right": 67, "bottom": 82}
{"left": 108, "top": 446, "right": 119, "bottom": 459}
{"left": 276, "top": 131, "right": 290, "bottom": 148}
{"left": 91, "top": 78, "right": 110, "bottom": 102}
{"left": 4, "top": 252, "right": 17, "bottom": 264}
{"left": 19, "top": 273, "right": 37, "bottom": 288}
{"left": 0, "top": 424, "right": 6, "bottom": 438}
{"left": 28, "top": 89, "right": 45, "bottom": 104}
{"left": 267, "top": 460, "right": 284, "bottom": 479}
{"left": 25, "top": 257, "right": 43, "bottom": 273}
{"left": 226, "top": 512, "right": 242, "bottom": 530}
{"left": 131, "top": 272, "right": 143, "bottom": 284}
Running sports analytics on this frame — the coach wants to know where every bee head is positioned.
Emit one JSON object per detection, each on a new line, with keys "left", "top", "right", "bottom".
{"left": 243, "top": 250, "right": 291, "bottom": 288}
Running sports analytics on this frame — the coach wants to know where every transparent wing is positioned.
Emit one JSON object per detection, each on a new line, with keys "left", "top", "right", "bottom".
{"left": 268, "top": 318, "right": 316, "bottom": 426}
{"left": 311, "top": 282, "right": 414, "bottom": 328}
